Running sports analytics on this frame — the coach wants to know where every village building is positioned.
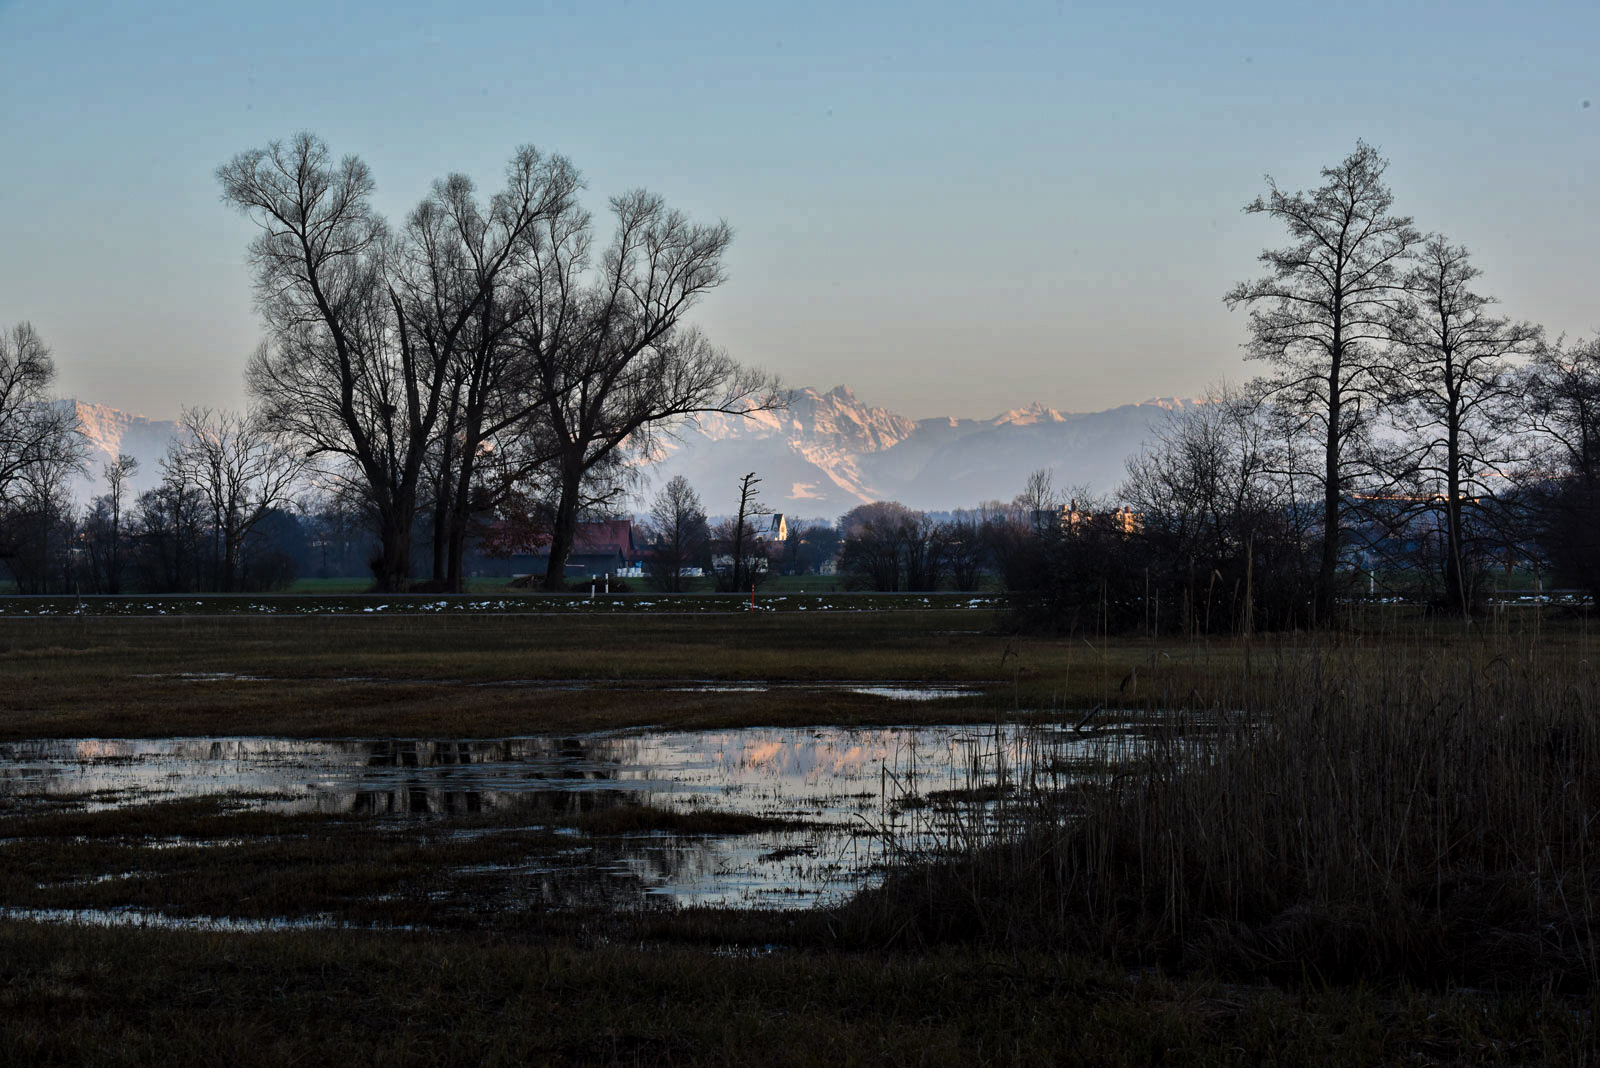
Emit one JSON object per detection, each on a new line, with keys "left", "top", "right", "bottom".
{"left": 532, "top": 520, "right": 641, "bottom": 579}
{"left": 475, "top": 519, "right": 644, "bottom": 581}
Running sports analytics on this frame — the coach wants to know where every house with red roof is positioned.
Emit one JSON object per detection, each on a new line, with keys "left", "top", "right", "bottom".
{"left": 530, "top": 519, "right": 641, "bottom": 579}
{"left": 476, "top": 518, "right": 645, "bottom": 582}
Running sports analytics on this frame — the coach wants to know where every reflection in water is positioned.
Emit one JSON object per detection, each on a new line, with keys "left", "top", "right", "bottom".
{"left": 0, "top": 725, "right": 1146, "bottom": 908}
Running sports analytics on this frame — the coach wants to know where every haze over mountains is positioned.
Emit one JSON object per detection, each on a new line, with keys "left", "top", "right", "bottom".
{"left": 62, "top": 390, "right": 1200, "bottom": 515}
{"left": 644, "top": 387, "right": 1198, "bottom": 516}
{"left": 63, "top": 401, "right": 181, "bottom": 505}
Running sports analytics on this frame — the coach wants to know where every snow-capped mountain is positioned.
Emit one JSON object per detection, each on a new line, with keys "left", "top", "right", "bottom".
{"left": 61, "top": 401, "right": 181, "bottom": 504}
{"left": 644, "top": 387, "right": 1200, "bottom": 516}
{"left": 54, "top": 387, "right": 1202, "bottom": 517}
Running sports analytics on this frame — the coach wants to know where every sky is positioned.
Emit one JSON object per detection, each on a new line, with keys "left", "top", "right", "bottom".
{"left": 1, "top": 0, "right": 1595, "bottom": 421}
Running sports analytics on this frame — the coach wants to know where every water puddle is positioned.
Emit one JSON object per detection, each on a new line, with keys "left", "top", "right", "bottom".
{"left": 661, "top": 681, "right": 981, "bottom": 700}
{"left": 843, "top": 685, "right": 976, "bottom": 700}
{"left": 131, "top": 672, "right": 273, "bottom": 682}
{"left": 125, "top": 675, "right": 985, "bottom": 700}
{"left": 0, "top": 724, "right": 1147, "bottom": 911}
{"left": 0, "top": 906, "right": 349, "bottom": 933}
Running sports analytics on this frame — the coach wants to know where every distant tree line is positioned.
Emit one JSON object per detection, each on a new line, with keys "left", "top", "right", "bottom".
{"left": 1009, "top": 142, "right": 1600, "bottom": 632}
{"left": 6, "top": 141, "right": 1595, "bottom": 614}
{"left": 640, "top": 148, "right": 1600, "bottom": 635}
{"left": 0, "top": 382, "right": 316, "bottom": 593}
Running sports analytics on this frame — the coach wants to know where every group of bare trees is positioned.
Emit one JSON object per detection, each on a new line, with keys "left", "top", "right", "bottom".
{"left": 974, "top": 140, "right": 1600, "bottom": 633}
{"left": 24, "top": 406, "right": 302, "bottom": 595}
{"left": 0, "top": 324, "right": 85, "bottom": 584}
{"left": 154, "top": 408, "right": 303, "bottom": 591}
{"left": 219, "top": 134, "right": 778, "bottom": 592}
{"left": 1212, "top": 141, "right": 1594, "bottom": 618}
{"left": 643, "top": 475, "right": 709, "bottom": 592}
{"left": 834, "top": 501, "right": 1002, "bottom": 592}
{"left": 641, "top": 472, "right": 809, "bottom": 592}
{"left": 0, "top": 323, "right": 99, "bottom": 591}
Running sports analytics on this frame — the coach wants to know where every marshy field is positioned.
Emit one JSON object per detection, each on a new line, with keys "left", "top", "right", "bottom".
{"left": 3, "top": 597, "right": 1600, "bottom": 1064}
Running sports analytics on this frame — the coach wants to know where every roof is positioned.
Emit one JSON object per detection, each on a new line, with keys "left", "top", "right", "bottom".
{"left": 481, "top": 518, "right": 637, "bottom": 559}
{"left": 568, "top": 519, "right": 636, "bottom": 557}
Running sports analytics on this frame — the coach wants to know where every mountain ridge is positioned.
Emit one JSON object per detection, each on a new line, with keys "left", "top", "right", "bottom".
{"left": 645, "top": 386, "right": 1201, "bottom": 515}
{"left": 58, "top": 400, "right": 180, "bottom": 504}
{"left": 52, "top": 389, "right": 1202, "bottom": 515}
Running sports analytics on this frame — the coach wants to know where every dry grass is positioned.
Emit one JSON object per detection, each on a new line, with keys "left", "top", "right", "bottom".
{"left": 1, "top": 605, "right": 1586, "bottom": 738}
{"left": 2, "top": 920, "right": 1594, "bottom": 1066}
{"left": 0, "top": 612, "right": 1014, "bottom": 737}
{"left": 843, "top": 631, "right": 1600, "bottom": 992}
{"left": 6, "top": 611, "right": 1600, "bottom": 1058}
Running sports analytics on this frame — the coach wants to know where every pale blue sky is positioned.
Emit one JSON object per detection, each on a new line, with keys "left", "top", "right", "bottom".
{"left": 1, "top": 0, "right": 1595, "bottom": 419}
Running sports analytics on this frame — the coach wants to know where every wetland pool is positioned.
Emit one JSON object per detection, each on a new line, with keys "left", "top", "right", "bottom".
{"left": 0, "top": 723, "right": 1151, "bottom": 922}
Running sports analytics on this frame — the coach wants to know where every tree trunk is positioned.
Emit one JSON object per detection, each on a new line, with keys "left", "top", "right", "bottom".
{"left": 374, "top": 496, "right": 415, "bottom": 592}
{"left": 1444, "top": 416, "right": 1466, "bottom": 615}
{"left": 444, "top": 406, "right": 487, "bottom": 594}
{"left": 660, "top": 522, "right": 683, "bottom": 593}
{"left": 223, "top": 528, "right": 240, "bottom": 593}
{"left": 429, "top": 492, "right": 449, "bottom": 585}
{"left": 430, "top": 430, "right": 456, "bottom": 586}
{"left": 445, "top": 517, "right": 468, "bottom": 593}
{"left": 542, "top": 460, "right": 583, "bottom": 591}
{"left": 1318, "top": 357, "right": 1342, "bottom": 623}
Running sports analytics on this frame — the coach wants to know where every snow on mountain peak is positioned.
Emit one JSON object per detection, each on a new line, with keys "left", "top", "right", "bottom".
{"left": 637, "top": 386, "right": 1197, "bottom": 514}
{"left": 51, "top": 399, "right": 181, "bottom": 504}
{"left": 1138, "top": 396, "right": 1199, "bottom": 411}
{"left": 57, "top": 389, "right": 1201, "bottom": 518}
{"left": 992, "top": 402, "right": 1067, "bottom": 426}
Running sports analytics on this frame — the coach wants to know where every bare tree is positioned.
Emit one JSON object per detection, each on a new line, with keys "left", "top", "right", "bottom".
{"left": 1225, "top": 142, "right": 1420, "bottom": 619}
{"left": 0, "top": 323, "right": 82, "bottom": 507}
{"left": 900, "top": 511, "right": 947, "bottom": 591}
{"left": 1123, "top": 386, "right": 1315, "bottom": 630}
{"left": 165, "top": 408, "right": 302, "bottom": 591}
{"left": 644, "top": 475, "right": 707, "bottom": 592}
{"left": 1521, "top": 335, "right": 1600, "bottom": 600}
{"left": 838, "top": 501, "right": 919, "bottom": 591}
{"left": 1124, "top": 387, "right": 1279, "bottom": 559}
{"left": 0, "top": 480, "right": 78, "bottom": 594}
{"left": 1386, "top": 237, "right": 1540, "bottom": 613}
{"left": 221, "top": 136, "right": 576, "bottom": 591}
{"left": 1016, "top": 468, "right": 1059, "bottom": 532}
{"left": 940, "top": 511, "right": 987, "bottom": 591}
{"left": 219, "top": 135, "right": 409, "bottom": 587}
{"left": 718, "top": 472, "right": 770, "bottom": 592}
{"left": 519, "top": 189, "right": 783, "bottom": 589}
{"left": 0, "top": 324, "right": 83, "bottom": 590}
{"left": 103, "top": 453, "right": 138, "bottom": 594}
{"left": 130, "top": 473, "right": 208, "bottom": 593}
{"left": 392, "top": 151, "right": 581, "bottom": 590}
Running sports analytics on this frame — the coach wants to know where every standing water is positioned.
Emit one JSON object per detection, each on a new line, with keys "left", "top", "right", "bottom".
{"left": 0, "top": 724, "right": 1149, "bottom": 912}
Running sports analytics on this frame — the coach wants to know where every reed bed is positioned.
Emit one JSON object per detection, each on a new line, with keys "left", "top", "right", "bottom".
{"left": 846, "top": 635, "right": 1600, "bottom": 990}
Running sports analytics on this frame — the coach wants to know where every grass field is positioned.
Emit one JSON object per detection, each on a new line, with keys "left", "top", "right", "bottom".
{"left": 4, "top": 600, "right": 1600, "bottom": 1062}
{"left": 0, "top": 607, "right": 1024, "bottom": 738}
{"left": 283, "top": 573, "right": 934, "bottom": 595}
{"left": 6, "top": 918, "right": 1592, "bottom": 1066}
{"left": 0, "top": 595, "right": 1587, "bottom": 738}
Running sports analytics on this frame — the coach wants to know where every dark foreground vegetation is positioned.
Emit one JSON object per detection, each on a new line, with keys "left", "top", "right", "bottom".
{"left": 848, "top": 634, "right": 1600, "bottom": 993}
{"left": 3, "top": 604, "right": 1600, "bottom": 1061}
{"left": 6, "top": 919, "right": 1593, "bottom": 1067}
